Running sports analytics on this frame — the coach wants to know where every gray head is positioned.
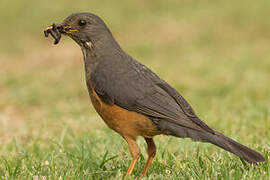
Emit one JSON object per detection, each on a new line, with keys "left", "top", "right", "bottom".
{"left": 63, "top": 13, "right": 110, "bottom": 44}
{"left": 44, "top": 12, "right": 115, "bottom": 47}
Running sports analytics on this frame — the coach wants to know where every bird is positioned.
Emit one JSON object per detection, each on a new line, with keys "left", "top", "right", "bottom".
{"left": 44, "top": 12, "right": 265, "bottom": 177}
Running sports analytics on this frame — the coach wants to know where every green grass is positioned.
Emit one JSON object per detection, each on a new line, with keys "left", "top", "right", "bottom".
{"left": 0, "top": 0, "right": 269, "bottom": 179}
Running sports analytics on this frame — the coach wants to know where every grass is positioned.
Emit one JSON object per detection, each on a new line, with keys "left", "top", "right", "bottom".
{"left": 0, "top": 0, "right": 270, "bottom": 179}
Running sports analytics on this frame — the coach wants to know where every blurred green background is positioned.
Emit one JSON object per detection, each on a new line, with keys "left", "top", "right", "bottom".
{"left": 0, "top": 0, "right": 269, "bottom": 179}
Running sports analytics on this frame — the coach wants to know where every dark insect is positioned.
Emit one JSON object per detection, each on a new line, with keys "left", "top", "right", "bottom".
{"left": 44, "top": 23, "right": 62, "bottom": 45}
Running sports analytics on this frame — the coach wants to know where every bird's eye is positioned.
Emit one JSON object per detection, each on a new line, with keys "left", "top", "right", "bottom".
{"left": 78, "top": 20, "right": 86, "bottom": 26}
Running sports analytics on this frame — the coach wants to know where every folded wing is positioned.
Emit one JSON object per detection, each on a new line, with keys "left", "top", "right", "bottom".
{"left": 91, "top": 57, "right": 214, "bottom": 135}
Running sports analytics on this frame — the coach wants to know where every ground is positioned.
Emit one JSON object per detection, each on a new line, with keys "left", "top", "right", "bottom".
{"left": 0, "top": 0, "right": 269, "bottom": 179}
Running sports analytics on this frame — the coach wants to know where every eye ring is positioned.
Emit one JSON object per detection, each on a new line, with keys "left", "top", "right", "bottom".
{"left": 78, "top": 20, "right": 86, "bottom": 26}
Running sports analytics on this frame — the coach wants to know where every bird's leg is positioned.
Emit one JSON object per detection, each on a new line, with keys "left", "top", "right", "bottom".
{"left": 142, "top": 138, "right": 156, "bottom": 177}
{"left": 124, "top": 136, "right": 140, "bottom": 178}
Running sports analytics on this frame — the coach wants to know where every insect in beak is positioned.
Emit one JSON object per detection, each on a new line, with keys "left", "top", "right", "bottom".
{"left": 44, "top": 23, "right": 62, "bottom": 45}
{"left": 44, "top": 23, "right": 79, "bottom": 44}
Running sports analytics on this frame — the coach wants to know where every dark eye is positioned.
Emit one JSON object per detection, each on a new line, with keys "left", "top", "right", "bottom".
{"left": 78, "top": 20, "right": 86, "bottom": 26}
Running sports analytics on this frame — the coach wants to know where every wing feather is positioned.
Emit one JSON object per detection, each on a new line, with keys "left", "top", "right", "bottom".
{"left": 90, "top": 57, "right": 214, "bottom": 134}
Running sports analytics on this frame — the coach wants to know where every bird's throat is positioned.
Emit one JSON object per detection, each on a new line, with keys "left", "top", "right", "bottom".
{"left": 80, "top": 41, "right": 99, "bottom": 86}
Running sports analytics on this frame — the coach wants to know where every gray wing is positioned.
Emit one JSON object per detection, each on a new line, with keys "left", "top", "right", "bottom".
{"left": 91, "top": 57, "right": 214, "bottom": 134}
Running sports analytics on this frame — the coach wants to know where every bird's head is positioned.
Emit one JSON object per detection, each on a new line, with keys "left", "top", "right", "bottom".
{"left": 44, "top": 12, "right": 110, "bottom": 46}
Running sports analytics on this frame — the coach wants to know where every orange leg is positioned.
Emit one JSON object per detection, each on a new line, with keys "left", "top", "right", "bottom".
{"left": 124, "top": 136, "right": 140, "bottom": 178}
{"left": 142, "top": 138, "right": 156, "bottom": 177}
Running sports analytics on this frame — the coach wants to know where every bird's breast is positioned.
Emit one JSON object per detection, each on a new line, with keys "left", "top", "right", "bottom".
{"left": 88, "top": 86, "right": 161, "bottom": 139}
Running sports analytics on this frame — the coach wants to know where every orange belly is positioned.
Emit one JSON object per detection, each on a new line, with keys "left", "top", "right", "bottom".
{"left": 89, "top": 87, "right": 161, "bottom": 139}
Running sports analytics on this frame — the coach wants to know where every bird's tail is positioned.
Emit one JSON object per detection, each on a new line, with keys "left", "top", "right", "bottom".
{"left": 204, "top": 131, "right": 265, "bottom": 164}
{"left": 157, "top": 121, "right": 265, "bottom": 164}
